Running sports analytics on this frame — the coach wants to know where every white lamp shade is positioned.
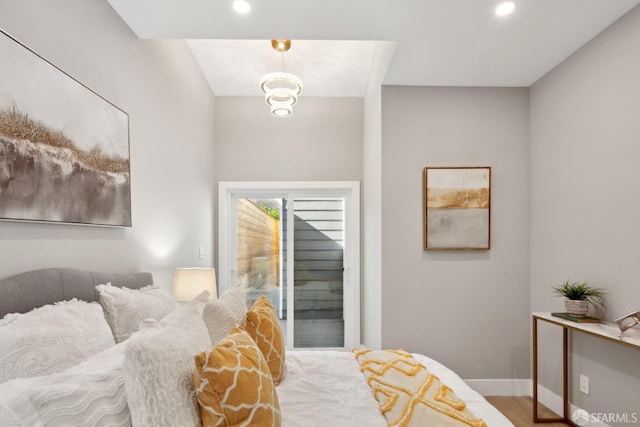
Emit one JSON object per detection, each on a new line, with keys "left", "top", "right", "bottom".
{"left": 172, "top": 268, "right": 217, "bottom": 302}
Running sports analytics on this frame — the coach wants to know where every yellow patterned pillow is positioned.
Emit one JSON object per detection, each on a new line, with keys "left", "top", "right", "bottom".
{"left": 193, "top": 327, "right": 282, "bottom": 427}
{"left": 244, "top": 296, "right": 285, "bottom": 384}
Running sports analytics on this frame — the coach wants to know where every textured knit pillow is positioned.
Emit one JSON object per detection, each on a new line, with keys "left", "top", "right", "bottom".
{"left": 123, "top": 297, "right": 211, "bottom": 427}
{"left": 243, "top": 296, "right": 285, "bottom": 384}
{"left": 0, "top": 299, "right": 115, "bottom": 383}
{"left": 193, "top": 327, "right": 281, "bottom": 427}
{"left": 96, "top": 283, "right": 177, "bottom": 343}
{"left": 202, "top": 288, "right": 247, "bottom": 345}
{"left": 0, "top": 343, "right": 129, "bottom": 426}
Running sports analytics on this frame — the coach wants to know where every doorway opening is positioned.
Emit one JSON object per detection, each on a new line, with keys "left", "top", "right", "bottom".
{"left": 219, "top": 182, "right": 360, "bottom": 349}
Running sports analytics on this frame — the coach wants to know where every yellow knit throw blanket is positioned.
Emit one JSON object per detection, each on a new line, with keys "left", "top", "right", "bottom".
{"left": 352, "top": 348, "right": 487, "bottom": 427}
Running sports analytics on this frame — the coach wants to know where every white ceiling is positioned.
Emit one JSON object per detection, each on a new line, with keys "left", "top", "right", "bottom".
{"left": 186, "top": 39, "right": 380, "bottom": 97}
{"left": 107, "top": 0, "right": 640, "bottom": 97}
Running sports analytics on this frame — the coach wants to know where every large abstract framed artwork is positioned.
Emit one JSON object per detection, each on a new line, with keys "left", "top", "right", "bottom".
{"left": 423, "top": 167, "right": 490, "bottom": 251}
{"left": 0, "top": 29, "right": 131, "bottom": 227}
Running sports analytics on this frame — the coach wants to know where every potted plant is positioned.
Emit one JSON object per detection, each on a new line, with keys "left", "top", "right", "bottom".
{"left": 552, "top": 281, "right": 605, "bottom": 317}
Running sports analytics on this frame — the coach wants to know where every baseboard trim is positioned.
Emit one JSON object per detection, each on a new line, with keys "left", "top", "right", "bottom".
{"left": 464, "top": 379, "right": 611, "bottom": 427}
{"left": 535, "top": 384, "right": 611, "bottom": 427}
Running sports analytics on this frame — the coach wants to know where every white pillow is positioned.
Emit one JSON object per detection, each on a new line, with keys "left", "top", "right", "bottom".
{"left": 202, "top": 287, "right": 248, "bottom": 345}
{"left": 123, "top": 297, "right": 211, "bottom": 427}
{"left": 96, "top": 283, "right": 177, "bottom": 343}
{"left": 0, "top": 343, "right": 129, "bottom": 427}
{"left": 0, "top": 299, "right": 115, "bottom": 384}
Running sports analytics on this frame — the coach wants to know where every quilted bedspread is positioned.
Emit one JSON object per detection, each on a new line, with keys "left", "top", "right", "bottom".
{"left": 353, "top": 348, "right": 487, "bottom": 427}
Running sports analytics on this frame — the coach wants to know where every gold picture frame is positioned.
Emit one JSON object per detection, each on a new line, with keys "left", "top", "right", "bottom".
{"left": 423, "top": 166, "right": 491, "bottom": 251}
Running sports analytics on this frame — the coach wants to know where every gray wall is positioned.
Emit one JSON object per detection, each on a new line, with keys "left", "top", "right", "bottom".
{"left": 362, "top": 42, "right": 396, "bottom": 349}
{"left": 530, "top": 4, "right": 640, "bottom": 421}
{"left": 214, "top": 96, "right": 363, "bottom": 182}
{"left": 0, "top": 0, "right": 216, "bottom": 290}
{"left": 381, "top": 86, "right": 530, "bottom": 379}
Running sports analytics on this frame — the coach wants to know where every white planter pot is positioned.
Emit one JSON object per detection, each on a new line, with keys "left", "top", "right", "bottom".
{"left": 565, "top": 299, "right": 589, "bottom": 317}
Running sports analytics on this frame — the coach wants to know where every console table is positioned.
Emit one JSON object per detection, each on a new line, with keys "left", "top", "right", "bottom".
{"left": 532, "top": 312, "right": 640, "bottom": 425}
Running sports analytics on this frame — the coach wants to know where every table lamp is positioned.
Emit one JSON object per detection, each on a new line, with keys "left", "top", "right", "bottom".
{"left": 172, "top": 268, "right": 217, "bottom": 302}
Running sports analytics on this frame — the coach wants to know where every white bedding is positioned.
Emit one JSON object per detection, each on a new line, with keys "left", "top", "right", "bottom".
{"left": 278, "top": 350, "right": 514, "bottom": 427}
{"left": 0, "top": 347, "right": 513, "bottom": 426}
{"left": 0, "top": 343, "right": 129, "bottom": 427}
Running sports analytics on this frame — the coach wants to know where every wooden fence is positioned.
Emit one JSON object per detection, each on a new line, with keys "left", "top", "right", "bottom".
{"left": 236, "top": 199, "right": 280, "bottom": 302}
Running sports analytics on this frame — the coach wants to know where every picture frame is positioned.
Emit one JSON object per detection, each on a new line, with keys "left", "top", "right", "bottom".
{"left": 423, "top": 166, "right": 491, "bottom": 251}
{"left": 0, "top": 28, "right": 131, "bottom": 227}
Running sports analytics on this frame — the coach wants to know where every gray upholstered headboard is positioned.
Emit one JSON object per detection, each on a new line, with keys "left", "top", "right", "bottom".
{"left": 0, "top": 268, "right": 153, "bottom": 318}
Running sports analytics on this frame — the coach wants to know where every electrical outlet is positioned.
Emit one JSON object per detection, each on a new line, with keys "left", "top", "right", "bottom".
{"left": 580, "top": 374, "right": 590, "bottom": 395}
{"left": 198, "top": 246, "right": 204, "bottom": 260}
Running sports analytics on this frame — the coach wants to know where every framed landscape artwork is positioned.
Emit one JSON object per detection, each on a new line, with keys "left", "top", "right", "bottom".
{"left": 423, "top": 167, "right": 491, "bottom": 251}
{"left": 0, "top": 29, "right": 131, "bottom": 227}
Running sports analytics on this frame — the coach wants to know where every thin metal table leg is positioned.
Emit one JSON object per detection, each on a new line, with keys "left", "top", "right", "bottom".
{"left": 563, "top": 328, "right": 569, "bottom": 421}
{"left": 532, "top": 315, "right": 569, "bottom": 424}
{"left": 533, "top": 317, "right": 539, "bottom": 422}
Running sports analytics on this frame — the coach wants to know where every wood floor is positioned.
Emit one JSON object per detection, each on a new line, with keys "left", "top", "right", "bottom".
{"left": 486, "top": 396, "right": 570, "bottom": 427}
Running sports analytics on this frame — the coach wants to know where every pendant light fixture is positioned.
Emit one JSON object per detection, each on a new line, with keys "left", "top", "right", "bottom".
{"left": 259, "top": 39, "right": 303, "bottom": 118}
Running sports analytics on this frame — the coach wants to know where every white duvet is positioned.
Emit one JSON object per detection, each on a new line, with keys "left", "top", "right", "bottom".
{"left": 278, "top": 350, "right": 514, "bottom": 427}
{"left": 0, "top": 347, "right": 513, "bottom": 426}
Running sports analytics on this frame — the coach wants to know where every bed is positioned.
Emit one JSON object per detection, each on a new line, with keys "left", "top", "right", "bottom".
{"left": 0, "top": 268, "right": 513, "bottom": 426}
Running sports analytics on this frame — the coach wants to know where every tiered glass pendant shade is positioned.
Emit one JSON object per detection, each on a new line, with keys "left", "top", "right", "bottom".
{"left": 259, "top": 40, "right": 303, "bottom": 118}
{"left": 259, "top": 72, "right": 303, "bottom": 118}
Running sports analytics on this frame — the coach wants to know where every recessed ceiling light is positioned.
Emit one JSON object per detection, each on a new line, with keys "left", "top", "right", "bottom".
{"left": 495, "top": 2, "right": 515, "bottom": 16}
{"left": 233, "top": 0, "right": 251, "bottom": 14}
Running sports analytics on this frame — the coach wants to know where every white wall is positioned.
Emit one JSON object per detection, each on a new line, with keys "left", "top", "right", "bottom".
{"left": 0, "top": 0, "right": 216, "bottom": 290}
{"left": 530, "top": 4, "right": 640, "bottom": 421}
{"left": 362, "top": 41, "right": 395, "bottom": 348}
{"left": 381, "top": 86, "right": 530, "bottom": 379}
{"left": 362, "top": 79, "right": 383, "bottom": 349}
{"left": 214, "top": 96, "right": 363, "bottom": 182}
